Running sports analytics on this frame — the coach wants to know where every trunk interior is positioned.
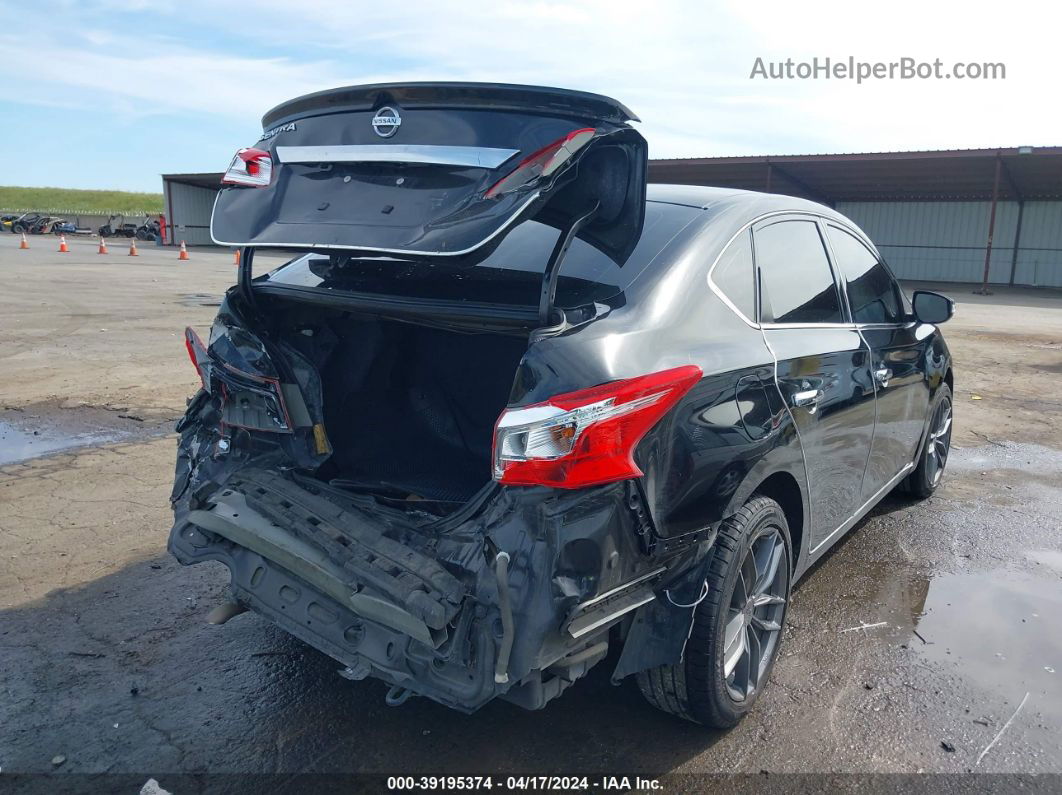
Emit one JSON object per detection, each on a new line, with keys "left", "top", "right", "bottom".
{"left": 268, "top": 301, "right": 528, "bottom": 505}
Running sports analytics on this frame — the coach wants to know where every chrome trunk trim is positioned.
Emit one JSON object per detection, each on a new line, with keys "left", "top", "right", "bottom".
{"left": 275, "top": 144, "right": 520, "bottom": 169}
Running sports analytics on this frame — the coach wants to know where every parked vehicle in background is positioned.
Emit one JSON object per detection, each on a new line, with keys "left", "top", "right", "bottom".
{"left": 29, "top": 217, "right": 50, "bottom": 234}
{"left": 50, "top": 219, "right": 77, "bottom": 235}
{"left": 168, "top": 83, "right": 955, "bottom": 728}
{"left": 135, "top": 217, "right": 161, "bottom": 240}
{"left": 98, "top": 214, "right": 139, "bottom": 238}
{"left": 9, "top": 212, "right": 43, "bottom": 234}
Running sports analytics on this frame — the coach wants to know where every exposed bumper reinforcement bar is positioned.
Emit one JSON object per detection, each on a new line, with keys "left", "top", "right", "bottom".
{"left": 187, "top": 493, "right": 443, "bottom": 647}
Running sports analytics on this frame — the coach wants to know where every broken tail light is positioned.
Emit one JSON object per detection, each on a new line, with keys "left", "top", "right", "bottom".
{"left": 184, "top": 326, "right": 209, "bottom": 389}
{"left": 484, "top": 128, "right": 596, "bottom": 199}
{"left": 221, "top": 148, "right": 273, "bottom": 187}
{"left": 492, "top": 365, "right": 702, "bottom": 489}
{"left": 187, "top": 321, "right": 293, "bottom": 433}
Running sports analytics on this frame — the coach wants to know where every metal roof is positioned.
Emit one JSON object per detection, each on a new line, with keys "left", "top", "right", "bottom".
{"left": 648, "top": 146, "right": 1062, "bottom": 203}
{"left": 161, "top": 172, "right": 224, "bottom": 190}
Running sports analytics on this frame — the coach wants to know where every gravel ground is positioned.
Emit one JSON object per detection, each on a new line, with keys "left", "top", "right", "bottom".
{"left": 1, "top": 233, "right": 1060, "bottom": 792}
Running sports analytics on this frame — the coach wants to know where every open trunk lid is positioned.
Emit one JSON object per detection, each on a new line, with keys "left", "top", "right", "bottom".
{"left": 210, "top": 82, "right": 648, "bottom": 264}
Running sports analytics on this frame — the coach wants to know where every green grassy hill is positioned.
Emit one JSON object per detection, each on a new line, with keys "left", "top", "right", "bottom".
{"left": 0, "top": 186, "right": 164, "bottom": 214}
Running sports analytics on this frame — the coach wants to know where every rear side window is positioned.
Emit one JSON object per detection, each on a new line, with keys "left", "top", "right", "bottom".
{"left": 754, "top": 219, "right": 843, "bottom": 324}
{"left": 827, "top": 225, "right": 903, "bottom": 324}
{"left": 710, "top": 230, "right": 756, "bottom": 321}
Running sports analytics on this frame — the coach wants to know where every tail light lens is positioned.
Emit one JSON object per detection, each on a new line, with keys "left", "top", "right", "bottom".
{"left": 485, "top": 127, "right": 596, "bottom": 199}
{"left": 493, "top": 366, "right": 701, "bottom": 489}
{"left": 184, "top": 326, "right": 208, "bottom": 389}
{"left": 187, "top": 322, "right": 293, "bottom": 433}
{"left": 222, "top": 147, "right": 273, "bottom": 187}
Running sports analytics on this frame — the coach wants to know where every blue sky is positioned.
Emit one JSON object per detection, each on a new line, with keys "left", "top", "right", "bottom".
{"left": 2, "top": 0, "right": 1059, "bottom": 192}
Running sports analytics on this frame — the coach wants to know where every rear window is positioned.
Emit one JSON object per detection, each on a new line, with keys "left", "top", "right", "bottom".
{"left": 262, "top": 202, "right": 698, "bottom": 309}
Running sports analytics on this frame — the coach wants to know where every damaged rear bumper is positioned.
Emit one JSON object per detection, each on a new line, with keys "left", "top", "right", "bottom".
{"left": 170, "top": 469, "right": 503, "bottom": 711}
{"left": 169, "top": 461, "right": 715, "bottom": 713}
{"left": 168, "top": 465, "right": 696, "bottom": 712}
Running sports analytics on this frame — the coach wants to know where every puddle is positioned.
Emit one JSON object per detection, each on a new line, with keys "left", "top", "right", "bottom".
{"left": 0, "top": 403, "right": 176, "bottom": 467}
{"left": 0, "top": 420, "right": 125, "bottom": 466}
{"left": 914, "top": 569, "right": 1062, "bottom": 721}
{"left": 1025, "top": 548, "right": 1062, "bottom": 573}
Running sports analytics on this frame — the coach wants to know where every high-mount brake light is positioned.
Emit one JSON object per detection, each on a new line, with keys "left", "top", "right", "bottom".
{"left": 221, "top": 147, "right": 273, "bottom": 187}
{"left": 492, "top": 366, "right": 702, "bottom": 489}
{"left": 484, "top": 127, "right": 596, "bottom": 199}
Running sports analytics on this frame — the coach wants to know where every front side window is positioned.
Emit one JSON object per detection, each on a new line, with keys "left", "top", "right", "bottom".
{"left": 754, "top": 219, "right": 843, "bottom": 324}
{"left": 710, "top": 229, "right": 755, "bottom": 321}
{"left": 827, "top": 225, "right": 903, "bottom": 324}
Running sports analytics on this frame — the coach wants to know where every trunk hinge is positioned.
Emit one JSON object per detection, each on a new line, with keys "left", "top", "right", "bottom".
{"left": 538, "top": 202, "right": 600, "bottom": 327}
{"left": 237, "top": 245, "right": 257, "bottom": 313}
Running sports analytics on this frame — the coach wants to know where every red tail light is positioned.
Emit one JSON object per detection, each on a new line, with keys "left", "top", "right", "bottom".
{"left": 184, "top": 326, "right": 208, "bottom": 388}
{"left": 492, "top": 365, "right": 701, "bottom": 489}
{"left": 485, "top": 127, "right": 596, "bottom": 199}
{"left": 222, "top": 148, "right": 273, "bottom": 187}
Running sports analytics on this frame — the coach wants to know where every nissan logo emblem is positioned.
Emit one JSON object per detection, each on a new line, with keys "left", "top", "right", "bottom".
{"left": 371, "top": 106, "right": 401, "bottom": 138}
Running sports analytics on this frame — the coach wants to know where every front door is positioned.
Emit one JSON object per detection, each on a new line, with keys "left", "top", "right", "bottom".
{"left": 754, "top": 216, "right": 876, "bottom": 551}
{"left": 823, "top": 223, "right": 930, "bottom": 495}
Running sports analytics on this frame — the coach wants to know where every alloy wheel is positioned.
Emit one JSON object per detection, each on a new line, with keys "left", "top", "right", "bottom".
{"left": 722, "top": 526, "right": 789, "bottom": 702}
{"left": 925, "top": 397, "right": 953, "bottom": 487}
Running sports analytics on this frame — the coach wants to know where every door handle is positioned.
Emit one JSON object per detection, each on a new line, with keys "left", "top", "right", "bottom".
{"left": 791, "top": 388, "right": 823, "bottom": 412}
{"left": 874, "top": 367, "right": 892, "bottom": 388}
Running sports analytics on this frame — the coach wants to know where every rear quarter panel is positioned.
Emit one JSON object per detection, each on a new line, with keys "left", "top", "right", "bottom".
{"left": 512, "top": 211, "right": 810, "bottom": 549}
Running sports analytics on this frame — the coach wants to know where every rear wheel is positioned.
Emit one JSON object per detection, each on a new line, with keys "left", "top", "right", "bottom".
{"left": 637, "top": 496, "right": 791, "bottom": 728}
{"left": 905, "top": 384, "right": 952, "bottom": 498}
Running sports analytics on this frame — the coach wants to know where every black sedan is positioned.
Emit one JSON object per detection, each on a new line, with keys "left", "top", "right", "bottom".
{"left": 168, "top": 83, "right": 954, "bottom": 727}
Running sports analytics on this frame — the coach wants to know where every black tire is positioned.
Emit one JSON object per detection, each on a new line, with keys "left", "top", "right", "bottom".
{"left": 905, "top": 384, "right": 953, "bottom": 498}
{"left": 637, "top": 495, "right": 792, "bottom": 728}
{"left": 12, "top": 223, "right": 26, "bottom": 234}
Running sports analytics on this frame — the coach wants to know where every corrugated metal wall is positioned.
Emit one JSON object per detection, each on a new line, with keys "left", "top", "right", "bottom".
{"left": 837, "top": 200, "right": 1062, "bottom": 287}
{"left": 163, "top": 182, "right": 218, "bottom": 246}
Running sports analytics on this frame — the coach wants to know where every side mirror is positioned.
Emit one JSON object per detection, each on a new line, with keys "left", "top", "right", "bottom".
{"left": 912, "top": 290, "right": 954, "bottom": 324}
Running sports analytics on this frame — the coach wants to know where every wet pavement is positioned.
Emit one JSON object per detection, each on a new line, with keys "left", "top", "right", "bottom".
{"left": 2, "top": 437, "right": 1060, "bottom": 790}
{"left": 0, "top": 404, "right": 172, "bottom": 467}
{"left": 1, "top": 238, "right": 1061, "bottom": 790}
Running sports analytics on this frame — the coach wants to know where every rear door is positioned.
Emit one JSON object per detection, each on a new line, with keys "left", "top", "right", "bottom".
{"left": 755, "top": 216, "right": 876, "bottom": 552}
{"left": 824, "top": 223, "right": 929, "bottom": 495}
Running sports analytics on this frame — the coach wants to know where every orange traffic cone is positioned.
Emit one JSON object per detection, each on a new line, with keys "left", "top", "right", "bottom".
{"left": 19, "top": 233, "right": 29, "bottom": 249}
{"left": 98, "top": 237, "right": 109, "bottom": 255}
{"left": 233, "top": 249, "right": 241, "bottom": 267}
{"left": 178, "top": 240, "right": 189, "bottom": 261}
{"left": 128, "top": 238, "right": 138, "bottom": 257}
{"left": 58, "top": 235, "right": 69, "bottom": 253}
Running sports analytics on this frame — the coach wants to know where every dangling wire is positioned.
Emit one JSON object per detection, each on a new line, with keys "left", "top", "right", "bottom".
{"left": 664, "top": 578, "right": 710, "bottom": 609}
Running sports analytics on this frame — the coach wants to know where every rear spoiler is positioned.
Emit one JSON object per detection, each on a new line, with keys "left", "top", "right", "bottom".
{"left": 211, "top": 82, "right": 648, "bottom": 267}
{"left": 261, "top": 82, "right": 640, "bottom": 129}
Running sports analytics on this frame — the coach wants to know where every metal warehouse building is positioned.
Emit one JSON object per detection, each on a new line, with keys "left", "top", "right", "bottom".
{"left": 161, "top": 172, "right": 224, "bottom": 247}
{"left": 650, "top": 146, "right": 1062, "bottom": 288}
{"left": 163, "top": 145, "right": 1062, "bottom": 287}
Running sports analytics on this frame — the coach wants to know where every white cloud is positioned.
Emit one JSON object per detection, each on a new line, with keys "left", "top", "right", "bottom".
{"left": 3, "top": 0, "right": 1061, "bottom": 160}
